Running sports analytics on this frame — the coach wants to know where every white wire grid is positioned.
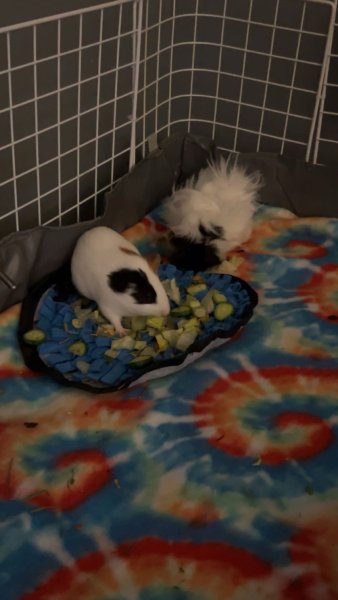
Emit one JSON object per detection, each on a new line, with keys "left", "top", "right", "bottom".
{"left": 0, "top": 0, "right": 141, "bottom": 235}
{"left": 0, "top": 0, "right": 337, "bottom": 237}
{"left": 313, "top": 15, "right": 338, "bottom": 163}
{"left": 136, "top": 0, "right": 337, "bottom": 162}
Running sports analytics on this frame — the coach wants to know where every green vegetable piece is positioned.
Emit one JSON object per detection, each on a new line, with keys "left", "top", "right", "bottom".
{"left": 71, "top": 318, "right": 82, "bottom": 329}
{"left": 187, "top": 283, "right": 207, "bottom": 296}
{"left": 104, "top": 349, "right": 119, "bottom": 362}
{"left": 111, "top": 336, "right": 135, "bottom": 351}
{"left": 193, "top": 307, "right": 207, "bottom": 319}
{"left": 213, "top": 291, "right": 228, "bottom": 304}
{"left": 74, "top": 307, "right": 92, "bottom": 320}
{"left": 134, "top": 340, "right": 147, "bottom": 351}
{"left": 214, "top": 302, "right": 234, "bottom": 321}
{"left": 23, "top": 329, "right": 46, "bottom": 345}
{"left": 182, "top": 318, "right": 200, "bottom": 331}
{"left": 186, "top": 297, "right": 201, "bottom": 309}
{"left": 130, "top": 355, "right": 153, "bottom": 368}
{"left": 162, "top": 329, "right": 181, "bottom": 346}
{"left": 201, "top": 291, "right": 215, "bottom": 315}
{"left": 169, "top": 279, "right": 181, "bottom": 305}
{"left": 140, "top": 346, "right": 156, "bottom": 357}
{"left": 68, "top": 341, "right": 87, "bottom": 356}
{"left": 171, "top": 305, "right": 191, "bottom": 317}
{"left": 146, "top": 316, "right": 167, "bottom": 330}
{"left": 76, "top": 360, "right": 90, "bottom": 374}
{"left": 176, "top": 330, "right": 198, "bottom": 353}
{"left": 177, "top": 319, "right": 188, "bottom": 329}
{"left": 162, "top": 279, "right": 181, "bottom": 305}
{"left": 155, "top": 334, "right": 169, "bottom": 352}
{"left": 131, "top": 316, "right": 147, "bottom": 332}
{"left": 147, "top": 327, "right": 157, "bottom": 337}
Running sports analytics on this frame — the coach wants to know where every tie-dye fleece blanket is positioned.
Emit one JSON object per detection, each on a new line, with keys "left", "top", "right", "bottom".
{"left": 1, "top": 205, "right": 338, "bottom": 600}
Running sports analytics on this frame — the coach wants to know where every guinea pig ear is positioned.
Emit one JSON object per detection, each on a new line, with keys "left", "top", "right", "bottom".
{"left": 144, "top": 253, "right": 161, "bottom": 273}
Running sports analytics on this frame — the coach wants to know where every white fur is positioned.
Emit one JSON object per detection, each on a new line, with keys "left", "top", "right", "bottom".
{"left": 163, "top": 157, "right": 262, "bottom": 258}
{"left": 71, "top": 226, "right": 170, "bottom": 334}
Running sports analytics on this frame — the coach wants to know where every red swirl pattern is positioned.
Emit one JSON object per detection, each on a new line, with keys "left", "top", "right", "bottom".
{"left": 193, "top": 367, "right": 336, "bottom": 464}
{"left": 299, "top": 264, "right": 338, "bottom": 322}
{"left": 22, "top": 537, "right": 280, "bottom": 600}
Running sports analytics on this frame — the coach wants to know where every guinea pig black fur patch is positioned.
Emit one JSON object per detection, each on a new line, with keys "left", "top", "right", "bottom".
{"left": 169, "top": 236, "right": 221, "bottom": 272}
{"left": 108, "top": 269, "right": 157, "bottom": 304}
{"left": 199, "top": 223, "right": 224, "bottom": 241}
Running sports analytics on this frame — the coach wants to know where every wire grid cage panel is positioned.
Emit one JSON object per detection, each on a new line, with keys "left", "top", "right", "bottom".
{"left": 0, "top": 0, "right": 142, "bottom": 238}
{"left": 136, "top": 0, "right": 337, "bottom": 164}
{"left": 313, "top": 14, "right": 338, "bottom": 164}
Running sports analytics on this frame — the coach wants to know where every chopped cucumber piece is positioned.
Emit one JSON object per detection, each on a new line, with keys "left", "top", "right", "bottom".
{"left": 111, "top": 336, "right": 135, "bottom": 351}
{"left": 187, "top": 283, "right": 207, "bottom": 296}
{"left": 155, "top": 334, "right": 169, "bottom": 352}
{"left": 201, "top": 291, "right": 215, "bottom": 315}
{"left": 147, "top": 327, "right": 157, "bottom": 337}
{"left": 146, "top": 316, "right": 167, "bottom": 330}
{"left": 74, "top": 307, "right": 92, "bottom": 320}
{"left": 104, "top": 349, "right": 119, "bottom": 361}
{"left": 131, "top": 316, "right": 147, "bottom": 332}
{"left": 71, "top": 318, "right": 82, "bottom": 329}
{"left": 130, "top": 355, "right": 153, "bottom": 368}
{"left": 140, "top": 346, "right": 156, "bottom": 358}
{"left": 68, "top": 341, "right": 87, "bottom": 356}
{"left": 23, "top": 329, "right": 46, "bottom": 345}
{"left": 170, "top": 279, "right": 181, "bottom": 305}
{"left": 214, "top": 302, "right": 234, "bottom": 320}
{"left": 186, "top": 296, "right": 201, "bottom": 309}
{"left": 193, "top": 307, "right": 207, "bottom": 319}
{"left": 163, "top": 278, "right": 181, "bottom": 305}
{"left": 162, "top": 329, "right": 181, "bottom": 346}
{"left": 182, "top": 318, "right": 200, "bottom": 331}
{"left": 134, "top": 340, "right": 147, "bottom": 351}
{"left": 171, "top": 305, "right": 191, "bottom": 317}
{"left": 176, "top": 330, "right": 198, "bottom": 352}
{"left": 76, "top": 360, "right": 90, "bottom": 374}
{"left": 213, "top": 291, "right": 228, "bottom": 304}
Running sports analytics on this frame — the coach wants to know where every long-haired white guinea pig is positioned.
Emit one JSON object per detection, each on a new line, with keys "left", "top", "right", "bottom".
{"left": 163, "top": 157, "right": 262, "bottom": 271}
{"left": 71, "top": 226, "right": 170, "bottom": 335}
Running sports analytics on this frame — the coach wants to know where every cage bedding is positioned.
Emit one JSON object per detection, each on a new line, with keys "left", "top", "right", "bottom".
{"left": 1, "top": 199, "right": 338, "bottom": 598}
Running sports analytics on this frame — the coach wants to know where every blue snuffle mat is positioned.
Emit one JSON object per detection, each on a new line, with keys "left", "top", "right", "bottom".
{"left": 19, "top": 264, "right": 258, "bottom": 393}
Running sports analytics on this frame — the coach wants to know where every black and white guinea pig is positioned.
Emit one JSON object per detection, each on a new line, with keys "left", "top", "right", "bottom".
{"left": 71, "top": 226, "right": 170, "bottom": 335}
{"left": 163, "top": 157, "right": 262, "bottom": 272}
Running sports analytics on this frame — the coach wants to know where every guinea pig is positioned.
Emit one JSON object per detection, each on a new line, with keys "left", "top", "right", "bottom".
{"left": 71, "top": 226, "right": 170, "bottom": 335}
{"left": 163, "top": 157, "right": 262, "bottom": 272}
